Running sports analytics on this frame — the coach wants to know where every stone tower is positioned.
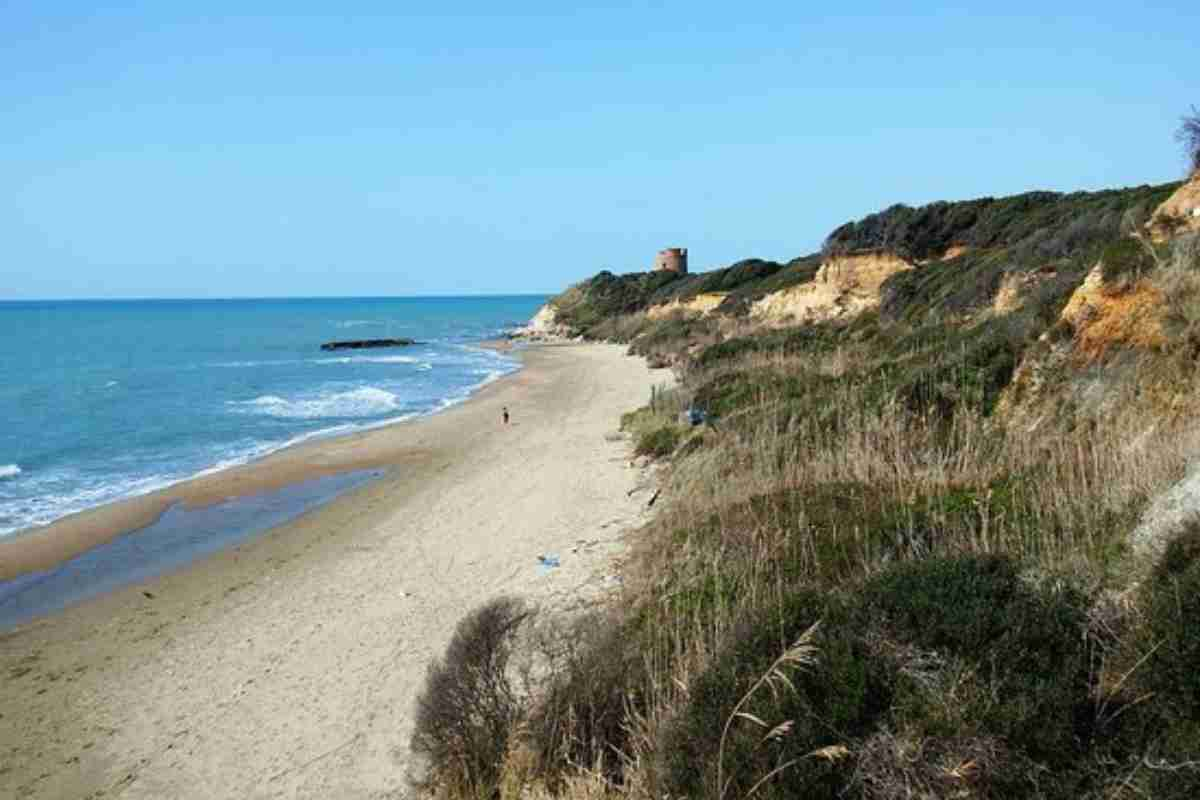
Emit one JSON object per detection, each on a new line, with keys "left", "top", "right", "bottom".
{"left": 654, "top": 247, "right": 688, "bottom": 274}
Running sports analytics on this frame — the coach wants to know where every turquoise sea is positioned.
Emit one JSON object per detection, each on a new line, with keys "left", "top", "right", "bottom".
{"left": 0, "top": 295, "right": 546, "bottom": 539}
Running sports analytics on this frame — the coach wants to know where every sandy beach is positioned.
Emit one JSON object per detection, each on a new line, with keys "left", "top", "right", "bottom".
{"left": 0, "top": 342, "right": 668, "bottom": 799}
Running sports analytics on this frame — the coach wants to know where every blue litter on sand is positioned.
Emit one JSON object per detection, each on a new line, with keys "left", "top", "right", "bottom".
{"left": 537, "top": 554, "right": 561, "bottom": 573}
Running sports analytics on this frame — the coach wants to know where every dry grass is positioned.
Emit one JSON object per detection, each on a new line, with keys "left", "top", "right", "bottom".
{"left": 715, "top": 622, "right": 821, "bottom": 800}
{"left": 602, "top": 338, "right": 1196, "bottom": 796}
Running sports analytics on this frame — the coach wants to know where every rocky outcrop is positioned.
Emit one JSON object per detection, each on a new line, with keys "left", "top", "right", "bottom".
{"left": 1146, "top": 172, "right": 1200, "bottom": 242}
{"left": 645, "top": 293, "right": 728, "bottom": 319}
{"left": 749, "top": 251, "right": 913, "bottom": 323}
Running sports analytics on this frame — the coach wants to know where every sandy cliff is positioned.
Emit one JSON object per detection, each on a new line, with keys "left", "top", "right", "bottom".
{"left": 750, "top": 250, "right": 913, "bottom": 323}
{"left": 645, "top": 292, "right": 728, "bottom": 319}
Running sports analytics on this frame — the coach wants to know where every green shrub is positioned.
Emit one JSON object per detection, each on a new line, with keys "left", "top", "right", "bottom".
{"left": 635, "top": 425, "right": 682, "bottom": 458}
{"left": 410, "top": 597, "right": 531, "bottom": 799}
{"left": 825, "top": 183, "right": 1178, "bottom": 264}
{"left": 1102, "top": 523, "right": 1200, "bottom": 798}
{"left": 659, "top": 591, "right": 890, "bottom": 800}
{"left": 861, "top": 555, "right": 1091, "bottom": 772}
{"left": 1100, "top": 237, "right": 1156, "bottom": 284}
{"left": 1143, "top": 521, "right": 1200, "bottom": 717}
{"left": 552, "top": 270, "right": 686, "bottom": 335}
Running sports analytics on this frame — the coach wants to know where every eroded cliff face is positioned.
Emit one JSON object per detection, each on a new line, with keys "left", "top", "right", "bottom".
{"left": 750, "top": 251, "right": 913, "bottom": 323}
{"left": 645, "top": 293, "right": 728, "bottom": 319}
{"left": 992, "top": 268, "right": 1057, "bottom": 315}
{"left": 1146, "top": 172, "right": 1200, "bottom": 242}
{"left": 997, "top": 259, "right": 1172, "bottom": 427}
{"left": 1059, "top": 264, "right": 1167, "bottom": 358}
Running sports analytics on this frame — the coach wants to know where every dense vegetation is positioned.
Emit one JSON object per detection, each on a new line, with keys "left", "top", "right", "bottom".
{"left": 413, "top": 177, "right": 1200, "bottom": 798}
{"left": 552, "top": 184, "right": 1180, "bottom": 351}
{"left": 549, "top": 255, "right": 823, "bottom": 337}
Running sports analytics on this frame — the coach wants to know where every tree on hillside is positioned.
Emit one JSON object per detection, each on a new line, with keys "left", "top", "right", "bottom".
{"left": 1178, "top": 105, "right": 1200, "bottom": 174}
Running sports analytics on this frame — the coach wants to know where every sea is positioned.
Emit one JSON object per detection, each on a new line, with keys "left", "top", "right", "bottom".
{"left": 0, "top": 295, "right": 547, "bottom": 540}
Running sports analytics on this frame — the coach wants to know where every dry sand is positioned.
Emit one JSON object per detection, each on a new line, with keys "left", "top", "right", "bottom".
{"left": 0, "top": 343, "right": 669, "bottom": 799}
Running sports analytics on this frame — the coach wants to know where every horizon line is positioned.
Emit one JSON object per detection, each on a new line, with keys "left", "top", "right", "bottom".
{"left": 0, "top": 291, "right": 559, "bottom": 304}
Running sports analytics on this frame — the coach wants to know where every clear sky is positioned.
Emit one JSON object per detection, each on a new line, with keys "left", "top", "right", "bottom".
{"left": 1, "top": 2, "right": 1195, "bottom": 299}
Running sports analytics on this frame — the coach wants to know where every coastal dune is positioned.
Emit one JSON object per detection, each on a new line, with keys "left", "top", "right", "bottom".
{"left": 0, "top": 343, "right": 667, "bottom": 799}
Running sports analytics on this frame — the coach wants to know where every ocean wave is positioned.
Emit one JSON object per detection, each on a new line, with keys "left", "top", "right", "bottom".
{"left": 229, "top": 387, "right": 402, "bottom": 419}
{"left": 475, "top": 369, "right": 506, "bottom": 386}
{"left": 313, "top": 354, "right": 427, "bottom": 366}
{"left": 0, "top": 464, "right": 21, "bottom": 479}
{"left": 335, "top": 319, "right": 380, "bottom": 328}
{"left": 215, "top": 355, "right": 430, "bottom": 369}
{"left": 211, "top": 359, "right": 302, "bottom": 369}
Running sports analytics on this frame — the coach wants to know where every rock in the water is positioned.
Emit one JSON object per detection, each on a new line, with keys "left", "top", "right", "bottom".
{"left": 319, "top": 338, "right": 417, "bottom": 351}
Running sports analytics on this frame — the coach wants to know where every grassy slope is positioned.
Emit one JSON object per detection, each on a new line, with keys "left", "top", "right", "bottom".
{"left": 415, "top": 181, "right": 1200, "bottom": 800}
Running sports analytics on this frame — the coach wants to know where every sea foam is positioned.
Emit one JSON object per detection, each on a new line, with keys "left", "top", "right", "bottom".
{"left": 231, "top": 387, "right": 402, "bottom": 419}
{"left": 0, "top": 464, "right": 21, "bottom": 479}
{"left": 313, "top": 354, "right": 426, "bottom": 366}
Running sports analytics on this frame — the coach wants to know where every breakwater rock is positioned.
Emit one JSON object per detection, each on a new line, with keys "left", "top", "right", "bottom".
{"left": 319, "top": 338, "right": 417, "bottom": 351}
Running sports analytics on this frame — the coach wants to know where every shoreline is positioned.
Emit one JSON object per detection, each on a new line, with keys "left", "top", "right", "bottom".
{"left": 0, "top": 469, "right": 385, "bottom": 629}
{"left": 0, "top": 341, "right": 666, "bottom": 799}
{"left": 0, "top": 340, "right": 523, "bottom": 583}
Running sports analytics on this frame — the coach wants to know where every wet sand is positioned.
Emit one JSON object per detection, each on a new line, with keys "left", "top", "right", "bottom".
{"left": 0, "top": 342, "right": 669, "bottom": 799}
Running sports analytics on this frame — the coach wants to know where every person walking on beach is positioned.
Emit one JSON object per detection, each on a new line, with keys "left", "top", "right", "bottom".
{"left": 502, "top": 406, "right": 510, "bottom": 425}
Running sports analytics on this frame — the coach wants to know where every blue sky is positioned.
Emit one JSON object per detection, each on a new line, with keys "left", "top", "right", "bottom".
{"left": 1, "top": 2, "right": 1195, "bottom": 299}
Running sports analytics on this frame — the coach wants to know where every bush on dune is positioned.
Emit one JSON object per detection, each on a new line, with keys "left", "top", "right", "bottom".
{"left": 658, "top": 591, "right": 885, "bottom": 800}
{"left": 523, "top": 612, "right": 647, "bottom": 789}
{"left": 410, "top": 597, "right": 532, "bottom": 799}
{"left": 652, "top": 556, "right": 1096, "bottom": 799}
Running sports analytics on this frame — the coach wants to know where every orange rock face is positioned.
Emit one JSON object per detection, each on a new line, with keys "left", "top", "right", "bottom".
{"left": 1060, "top": 264, "right": 1166, "bottom": 359}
